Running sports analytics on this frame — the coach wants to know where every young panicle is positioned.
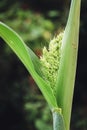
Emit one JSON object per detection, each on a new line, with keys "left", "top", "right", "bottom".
{"left": 40, "top": 33, "right": 63, "bottom": 92}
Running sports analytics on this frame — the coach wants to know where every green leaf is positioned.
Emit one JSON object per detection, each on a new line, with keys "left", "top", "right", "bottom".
{"left": 0, "top": 22, "right": 34, "bottom": 73}
{"left": 55, "top": 0, "right": 81, "bottom": 130}
{"left": 27, "top": 46, "right": 42, "bottom": 76}
{"left": 0, "top": 22, "right": 58, "bottom": 109}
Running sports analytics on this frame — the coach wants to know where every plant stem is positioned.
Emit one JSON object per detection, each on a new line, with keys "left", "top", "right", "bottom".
{"left": 53, "top": 110, "right": 65, "bottom": 130}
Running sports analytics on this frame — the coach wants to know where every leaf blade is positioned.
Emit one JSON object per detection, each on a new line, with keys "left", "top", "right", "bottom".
{"left": 27, "top": 47, "right": 42, "bottom": 76}
{"left": 0, "top": 22, "right": 58, "bottom": 109}
{"left": 55, "top": 0, "right": 81, "bottom": 130}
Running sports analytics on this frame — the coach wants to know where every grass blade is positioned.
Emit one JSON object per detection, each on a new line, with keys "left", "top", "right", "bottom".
{"left": 27, "top": 47, "right": 42, "bottom": 76}
{"left": 55, "top": 0, "right": 81, "bottom": 130}
{"left": 0, "top": 22, "right": 34, "bottom": 73}
{"left": 0, "top": 22, "right": 58, "bottom": 109}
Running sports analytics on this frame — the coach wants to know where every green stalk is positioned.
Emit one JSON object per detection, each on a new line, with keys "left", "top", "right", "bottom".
{"left": 55, "top": 0, "right": 81, "bottom": 130}
{"left": 53, "top": 109, "right": 65, "bottom": 130}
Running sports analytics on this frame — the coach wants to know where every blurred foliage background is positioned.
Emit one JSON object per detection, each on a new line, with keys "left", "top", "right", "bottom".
{"left": 0, "top": 0, "right": 87, "bottom": 130}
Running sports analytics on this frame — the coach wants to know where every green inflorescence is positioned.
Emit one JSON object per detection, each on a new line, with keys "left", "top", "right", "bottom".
{"left": 40, "top": 32, "right": 63, "bottom": 92}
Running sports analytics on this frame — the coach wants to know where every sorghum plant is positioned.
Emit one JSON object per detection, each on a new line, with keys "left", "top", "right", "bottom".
{"left": 0, "top": 0, "right": 81, "bottom": 130}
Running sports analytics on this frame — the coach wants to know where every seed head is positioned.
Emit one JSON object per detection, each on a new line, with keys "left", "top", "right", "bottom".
{"left": 40, "top": 32, "right": 63, "bottom": 91}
